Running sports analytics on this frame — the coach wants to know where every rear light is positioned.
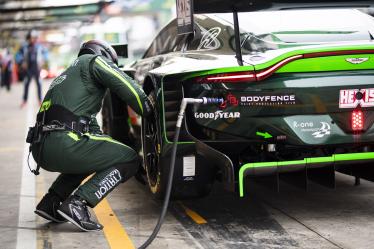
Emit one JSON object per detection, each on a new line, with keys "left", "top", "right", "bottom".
{"left": 196, "top": 55, "right": 302, "bottom": 83}
{"left": 351, "top": 110, "right": 364, "bottom": 131}
{"left": 256, "top": 55, "right": 302, "bottom": 81}
{"left": 195, "top": 50, "right": 374, "bottom": 84}
{"left": 198, "top": 72, "right": 256, "bottom": 83}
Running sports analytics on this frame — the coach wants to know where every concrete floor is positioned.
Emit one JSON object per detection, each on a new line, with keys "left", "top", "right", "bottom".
{"left": 1, "top": 83, "right": 374, "bottom": 249}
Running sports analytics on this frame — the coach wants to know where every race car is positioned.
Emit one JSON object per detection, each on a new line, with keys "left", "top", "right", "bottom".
{"left": 103, "top": 0, "right": 374, "bottom": 199}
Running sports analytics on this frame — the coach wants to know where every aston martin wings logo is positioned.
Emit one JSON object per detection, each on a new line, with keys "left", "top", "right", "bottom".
{"left": 345, "top": 58, "right": 369, "bottom": 64}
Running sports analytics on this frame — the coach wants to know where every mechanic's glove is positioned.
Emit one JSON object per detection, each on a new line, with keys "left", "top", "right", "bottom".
{"left": 88, "top": 117, "right": 103, "bottom": 135}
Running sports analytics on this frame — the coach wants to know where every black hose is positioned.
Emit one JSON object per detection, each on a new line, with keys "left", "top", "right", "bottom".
{"left": 137, "top": 97, "right": 222, "bottom": 248}
{"left": 138, "top": 125, "right": 181, "bottom": 249}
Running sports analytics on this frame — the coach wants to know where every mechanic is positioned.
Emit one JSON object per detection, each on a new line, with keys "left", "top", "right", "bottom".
{"left": 28, "top": 40, "right": 153, "bottom": 231}
{"left": 17, "top": 30, "right": 47, "bottom": 108}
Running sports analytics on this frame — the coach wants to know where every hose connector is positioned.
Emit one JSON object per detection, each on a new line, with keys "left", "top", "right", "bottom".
{"left": 176, "top": 97, "right": 224, "bottom": 128}
{"left": 201, "top": 97, "right": 224, "bottom": 104}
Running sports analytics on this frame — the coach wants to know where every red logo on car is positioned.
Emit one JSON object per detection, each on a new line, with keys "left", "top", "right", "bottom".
{"left": 339, "top": 88, "right": 374, "bottom": 108}
{"left": 220, "top": 93, "right": 239, "bottom": 109}
{"left": 227, "top": 93, "right": 239, "bottom": 106}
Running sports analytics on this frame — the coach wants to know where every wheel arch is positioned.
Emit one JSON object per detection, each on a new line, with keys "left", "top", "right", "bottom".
{"left": 142, "top": 74, "right": 159, "bottom": 95}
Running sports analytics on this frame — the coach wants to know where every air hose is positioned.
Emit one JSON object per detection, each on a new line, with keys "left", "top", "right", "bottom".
{"left": 138, "top": 97, "right": 223, "bottom": 249}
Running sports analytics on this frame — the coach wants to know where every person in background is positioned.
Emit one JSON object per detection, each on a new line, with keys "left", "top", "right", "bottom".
{"left": 1, "top": 49, "right": 13, "bottom": 92}
{"left": 0, "top": 52, "right": 2, "bottom": 88}
{"left": 16, "top": 30, "right": 48, "bottom": 108}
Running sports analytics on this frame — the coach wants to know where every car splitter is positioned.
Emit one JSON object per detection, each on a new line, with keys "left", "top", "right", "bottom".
{"left": 239, "top": 151, "right": 374, "bottom": 197}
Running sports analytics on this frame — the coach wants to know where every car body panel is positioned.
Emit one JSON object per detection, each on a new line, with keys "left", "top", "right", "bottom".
{"left": 125, "top": 8, "right": 374, "bottom": 196}
{"left": 144, "top": 43, "right": 374, "bottom": 77}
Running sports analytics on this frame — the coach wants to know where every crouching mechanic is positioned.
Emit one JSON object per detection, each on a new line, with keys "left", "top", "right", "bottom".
{"left": 30, "top": 40, "right": 153, "bottom": 231}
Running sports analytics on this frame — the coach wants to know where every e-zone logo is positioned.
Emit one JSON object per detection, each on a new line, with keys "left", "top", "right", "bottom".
{"left": 339, "top": 88, "right": 374, "bottom": 108}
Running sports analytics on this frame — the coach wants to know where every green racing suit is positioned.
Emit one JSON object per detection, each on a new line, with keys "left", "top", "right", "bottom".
{"left": 32, "top": 54, "right": 152, "bottom": 207}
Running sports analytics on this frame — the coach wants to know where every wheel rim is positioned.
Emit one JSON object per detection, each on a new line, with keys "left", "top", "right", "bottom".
{"left": 143, "top": 110, "right": 160, "bottom": 189}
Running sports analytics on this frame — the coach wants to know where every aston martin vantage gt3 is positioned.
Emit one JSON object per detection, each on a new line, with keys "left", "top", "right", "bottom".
{"left": 103, "top": 6, "right": 374, "bottom": 199}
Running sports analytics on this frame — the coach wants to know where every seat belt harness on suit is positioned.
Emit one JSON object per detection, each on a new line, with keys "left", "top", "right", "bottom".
{"left": 26, "top": 104, "right": 91, "bottom": 175}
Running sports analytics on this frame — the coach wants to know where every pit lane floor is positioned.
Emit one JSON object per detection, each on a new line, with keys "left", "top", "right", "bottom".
{"left": 1, "top": 83, "right": 374, "bottom": 249}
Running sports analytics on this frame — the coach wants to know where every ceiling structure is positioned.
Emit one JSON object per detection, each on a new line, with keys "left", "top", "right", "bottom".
{"left": 0, "top": 0, "right": 114, "bottom": 32}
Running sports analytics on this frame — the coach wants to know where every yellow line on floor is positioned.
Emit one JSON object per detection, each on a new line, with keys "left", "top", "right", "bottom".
{"left": 94, "top": 198, "right": 135, "bottom": 249}
{"left": 35, "top": 173, "right": 52, "bottom": 249}
{"left": 179, "top": 202, "right": 207, "bottom": 224}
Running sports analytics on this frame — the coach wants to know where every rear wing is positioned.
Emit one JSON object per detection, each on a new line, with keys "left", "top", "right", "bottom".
{"left": 176, "top": 0, "right": 374, "bottom": 65}
{"left": 193, "top": 0, "right": 374, "bottom": 13}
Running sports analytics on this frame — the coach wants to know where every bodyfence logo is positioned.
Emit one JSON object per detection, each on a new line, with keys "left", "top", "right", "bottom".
{"left": 94, "top": 169, "right": 122, "bottom": 199}
{"left": 194, "top": 110, "right": 240, "bottom": 120}
{"left": 240, "top": 94, "right": 296, "bottom": 106}
{"left": 293, "top": 121, "right": 331, "bottom": 138}
{"left": 339, "top": 88, "right": 374, "bottom": 108}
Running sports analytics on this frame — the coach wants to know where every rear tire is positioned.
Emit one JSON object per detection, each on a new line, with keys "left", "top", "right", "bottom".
{"left": 102, "top": 91, "right": 137, "bottom": 148}
{"left": 142, "top": 91, "right": 214, "bottom": 199}
{"left": 141, "top": 91, "right": 164, "bottom": 198}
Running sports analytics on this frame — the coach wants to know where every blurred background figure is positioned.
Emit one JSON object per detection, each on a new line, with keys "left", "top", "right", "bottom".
{"left": 1, "top": 48, "right": 13, "bottom": 92}
{"left": 16, "top": 30, "right": 48, "bottom": 108}
{"left": 0, "top": 0, "right": 176, "bottom": 105}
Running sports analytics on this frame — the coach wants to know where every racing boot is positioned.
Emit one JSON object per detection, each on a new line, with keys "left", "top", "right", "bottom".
{"left": 57, "top": 195, "right": 103, "bottom": 232}
{"left": 35, "top": 192, "right": 66, "bottom": 223}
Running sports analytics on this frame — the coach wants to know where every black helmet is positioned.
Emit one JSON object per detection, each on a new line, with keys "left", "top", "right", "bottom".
{"left": 78, "top": 39, "right": 118, "bottom": 65}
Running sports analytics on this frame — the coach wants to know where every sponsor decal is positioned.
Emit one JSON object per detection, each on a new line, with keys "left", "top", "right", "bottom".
{"left": 240, "top": 94, "right": 296, "bottom": 106}
{"left": 312, "top": 122, "right": 331, "bottom": 138}
{"left": 94, "top": 169, "right": 122, "bottom": 199}
{"left": 197, "top": 27, "right": 222, "bottom": 50}
{"left": 293, "top": 121, "right": 331, "bottom": 138}
{"left": 227, "top": 93, "right": 239, "bottom": 106}
{"left": 345, "top": 58, "right": 369, "bottom": 64}
{"left": 276, "top": 135, "right": 287, "bottom": 141}
{"left": 339, "top": 88, "right": 374, "bottom": 108}
{"left": 176, "top": 0, "right": 193, "bottom": 34}
{"left": 220, "top": 93, "right": 238, "bottom": 109}
{"left": 183, "top": 156, "right": 195, "bottom": 178}
{"left": 221, "top": 93, "right": 297, "bottom": 108}
{"left": 194, "top": 110, "right": 240, "bottom": 120}
{"left": 49, "top": 74, "right": 66, "bottom": 90}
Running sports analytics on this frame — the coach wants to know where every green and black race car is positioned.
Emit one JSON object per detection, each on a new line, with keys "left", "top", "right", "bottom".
{"left": 103, "top": 0, "right": 374, "bottom": 199}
